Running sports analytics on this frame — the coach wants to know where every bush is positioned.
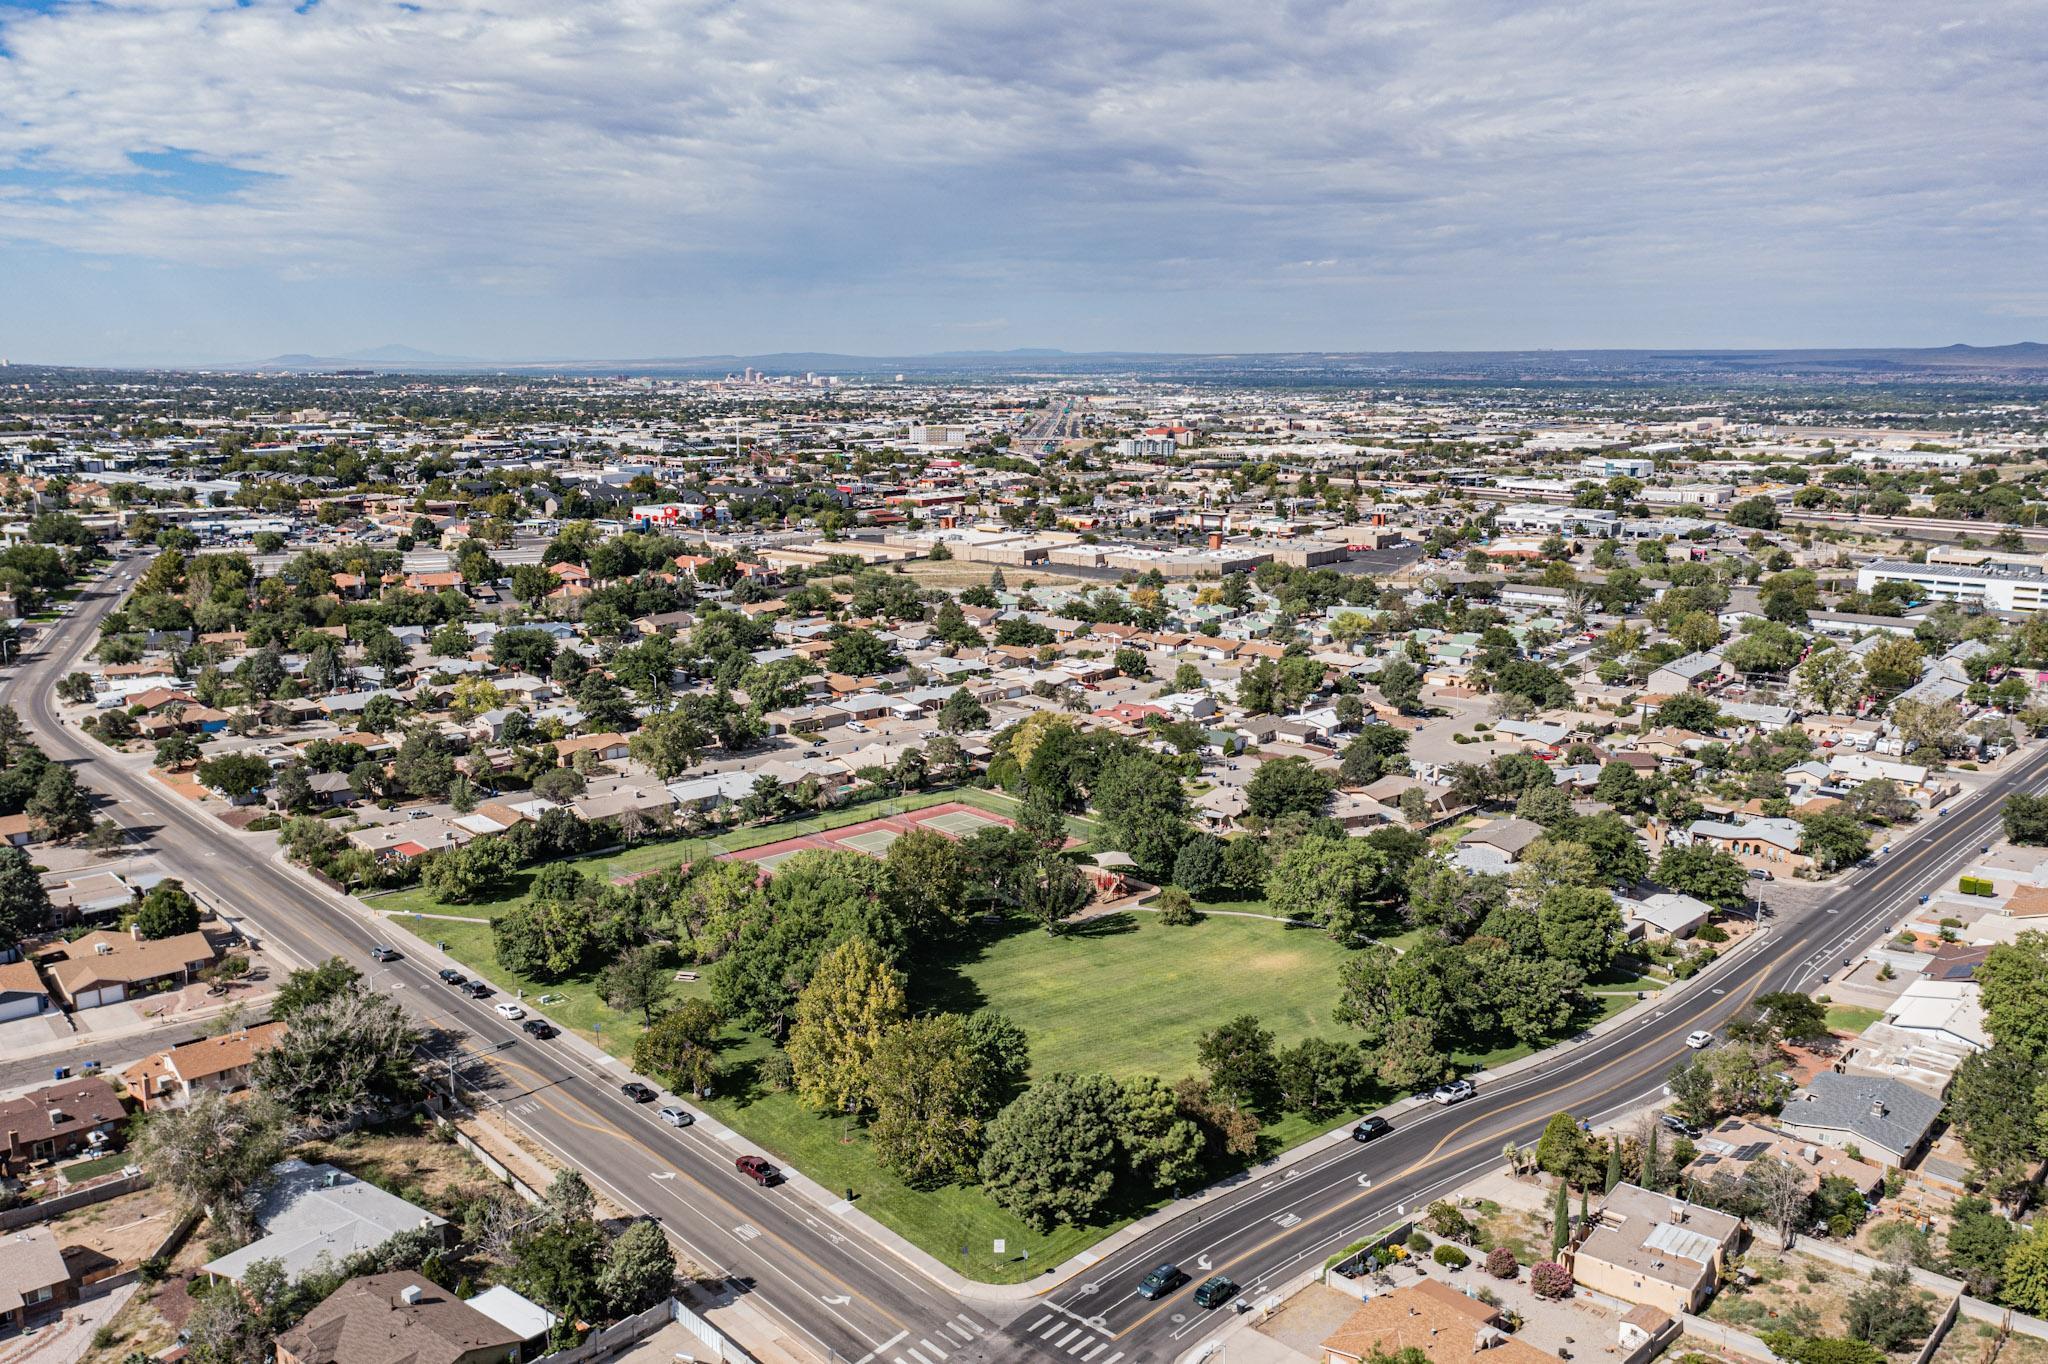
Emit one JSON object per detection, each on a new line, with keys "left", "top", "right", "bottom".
{"left": 1827, "top": 1213, "right": 1858, "bottom": 1239}
{"left": 1530, "top": 1261, "right": 1572, "bottom": 1298}
{"left": 1433, "top": 1244, "right": 1470, "bottom": 1269}
{"left": 1695, "top": 923, "right": 1728, "bottom": 943}
{"left": 1485, "top": 1247, "right": 1519, "bottom": 1279}
{"left": 1425, "top": 1200, "right": 1476, "bottom": 1243}
{"left": 1407, "top": 1231, "right": 1433, "bottom": 1254}
{"left": 1672, "top": 944, "right": 1718, "bottom": 979}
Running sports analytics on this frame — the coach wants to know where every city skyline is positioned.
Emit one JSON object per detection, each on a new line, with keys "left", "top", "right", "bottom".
{"left": 1, "top": 0, "right": 2044, "bottom": 365}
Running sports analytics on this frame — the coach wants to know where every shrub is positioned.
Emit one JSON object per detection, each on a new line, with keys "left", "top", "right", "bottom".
{"left": 1426, "top": 1200, "right": 1476, "bottom": 1243}
{"left": 1695, "top": 923, "right": 1728, "bottom": 943}
{"left": 1433, "top": 1244, "right": 1470, "bottom": 1269}
{"left": 1485, "top": 1247, "right": 1519, "bottom": 1279}
{"left": 1407, "top": 1231, "right": 1433, "bottom": 1254}
{"left": 1530, "top": 1261, "right": 1572, "bottom": 1298}
{"left": 1827, "top": 1213, "right": 1857, "bottom": 1239}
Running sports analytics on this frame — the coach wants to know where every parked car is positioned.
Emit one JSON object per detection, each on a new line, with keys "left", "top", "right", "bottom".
{"left": 521, "top": 1019, "right": 557, "bottom": 1040}
{"left": 494, "top": 1001, "right": 526, "bottom": 1020}
{"left": 1748, "top": 868, "right": 1772, "bottom": 880}
{"left": 621, "top": 1082, "right": 657, "bottom": 1103}
{"left": 460, "top": 980, "right": 490, "bottom": 999}
{"left": 1685, "top": 1030, "right": 1715, "bottom": 1049}
{"left": 735, "top": 1155, "right": 780, "bottom": 1185}
{"left": 1137, "top": 1264, "right": 1185, "bottom": 1300}
{"left": 1193, "top": 1276, "right": 1237, "bottom": 1309}
{"left": 1352, "top": 1117, "right": 1392, "bottom": 1143}
{"left": 437, "top": 968, "right": 467, "bottom": 987}
{"left": 1657, "top": 1112, "right": 1699, "bottom": 1138}
{"left": 369, "top": 945, "right": 400, "bottom": 962}
{"left": 1432, "top": 1080, "right": 1475, "bottom": 1106}
{"left": 658, "top": 1106, "right": 695, "bottom": 1129}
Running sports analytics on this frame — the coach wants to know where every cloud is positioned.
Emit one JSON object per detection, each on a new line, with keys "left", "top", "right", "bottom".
{"left": 0, "top": 0, "right": 2043, "bottom": 353}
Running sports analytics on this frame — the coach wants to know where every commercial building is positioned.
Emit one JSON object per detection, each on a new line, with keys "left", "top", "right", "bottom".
{"left": 1855, "top": 560, "right": 2048, "bottom": 613}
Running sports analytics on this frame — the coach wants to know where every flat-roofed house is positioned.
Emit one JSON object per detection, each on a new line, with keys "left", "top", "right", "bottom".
{"left": 1568, "top": 1182, "right": 1743, "bottom": 1315}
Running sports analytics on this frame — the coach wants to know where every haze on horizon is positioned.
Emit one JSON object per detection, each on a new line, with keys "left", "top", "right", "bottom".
{"left": 0, "top": 0, "right": 2043, "bottom": 368}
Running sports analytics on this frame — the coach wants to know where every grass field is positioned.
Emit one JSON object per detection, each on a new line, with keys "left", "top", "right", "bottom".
{"left": 1826, "top": 1004, "right": 1885, "bottom": 1036}
{"left": 373, "top": 785, "right": 1067, "bottom": 920}
{"left": 400, "top": 898, "right": 1367, "bottom": 1280}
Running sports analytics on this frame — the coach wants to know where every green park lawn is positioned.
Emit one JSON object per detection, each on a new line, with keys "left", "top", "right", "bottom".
{"left": 398, "top": 899, "right": 1367, "bottom": 1281}
{"left": 378, "top": 795, "right": 1662, "bottom": 1282}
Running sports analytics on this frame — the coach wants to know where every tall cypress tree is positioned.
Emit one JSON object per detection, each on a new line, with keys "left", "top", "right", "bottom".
{"left": 1605, "top": 1138, "right": 1622, "bottom": 1194}
{"left": 1552, "top": 1179, "right": 1570, "bottom": 1254}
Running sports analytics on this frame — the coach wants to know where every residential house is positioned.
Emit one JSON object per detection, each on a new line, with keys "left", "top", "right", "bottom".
{"left": 1644, "top": 652, "right": 1723, "bottom": 697}
{"left": 1681, "top": 1118, "right": 1884, "bottom": 1200}
{"left": 1451, "top": 817, "right": 1546, "bottom": 873}
{"left": 205, "top": 1160, "right": 449, "bottom": 1283}
{"left": 0, "top": 959, "right": 50, "bottom": 1023}
{"left": 275, "top": 1271, "right": 522, "bottom": 1364}
{"left": 1619, "top": 892, "right": 1713, "bottom": 941}
{"left": 1652, "top": 815, "right": 1811, "bottom": 876}
{"left": 0, "top": 1077, "right": 126, "bottom": 1176}
{"left": 1775, "top": 1073, "right": 1943, "bottom": 1168}
{"left": 39, "top": 929, "right": 216, "bottom": 1010}
{"left": 1567, "top": 1182, "right": 1743, "bottom": 1315}
{"left": 1320, "top": 1280, "right": 1554, "bottom": 1364}
{"left": 0, "top": 1228, "right": 72, "bottom": 1332}
{"left": 122, "top": 1021, "right": 289, "bottom": 1112}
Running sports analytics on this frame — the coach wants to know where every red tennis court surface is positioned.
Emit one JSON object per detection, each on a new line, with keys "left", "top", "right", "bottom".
{"left": 724, "top": 801, "right": 1016, "bottom": 870}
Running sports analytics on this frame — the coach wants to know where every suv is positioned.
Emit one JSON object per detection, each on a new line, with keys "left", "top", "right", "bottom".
{"left": 369, "top": 945, "right": 400, "bottom": 962}
{"left": 658, "top": 1106, "right": 695, "bottom": 1129}
{"left": 437, "top": 969, "right": 467, "bottom": 987}
{"left": 1352, "top": 1117, "right": 1392, "bottom": 1143}
{"left": 1192, "top": 1276, "right": 1237, "bottom": 1310}
{"left": 1136, "top": 1264, "right": 1185, "bottom": 1300}
{"left": 1432, "top": 1080, "right": 1475, "bottom": 1106}
{"left": 459, "top": 980, "right": 490, "bottom": 999}
{"left": 620, "top": 1082, "right": 657, "bottom": 1103}
{"left": 735, "top": 1155, "right": 780, "bottom": 1185}
{"left": 520, "top": 1019, "right": 558, "bottom": 1040}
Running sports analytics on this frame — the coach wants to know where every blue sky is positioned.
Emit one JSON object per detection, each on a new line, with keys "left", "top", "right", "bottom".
{"left": 1, "top": 0, "right": 2044, "bottom": 366}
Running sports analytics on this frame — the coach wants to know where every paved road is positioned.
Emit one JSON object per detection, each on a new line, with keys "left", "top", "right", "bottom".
{"left": 9, "top": 550, "right": 2037, "bottom": 1364}
{"left": 1039, "top": 747, "right": 2048, "bottom": 1363}
{"left": 7, "top": 553, "right": 1001, "bottom": 1364}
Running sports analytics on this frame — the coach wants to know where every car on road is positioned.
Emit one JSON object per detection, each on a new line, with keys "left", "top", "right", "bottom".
{"left": 621, "top": 1082, "right": 657, "bottom": 1103}
{"left": 1193, "top": 1276, "right": 1237, "bottom": 1309}
{"left": 1432, "top": 1080, "right": 1475, "bottom": 1106}
{"left": 1352, "top": 1117, "right": 1392, "bottom": 1143}
{"left": 1685, "top": 1030, "right": 1715, "bottom": 1049}
{"left": 658, "top": 1106, "right": 695, "bottom": 1128}
{"left": 520, "top": 1019, "right": 557, "bottom": 1040}
{"left": 1748, "top": 868, "right": 1772, "bottom": 880}
{"left": 369, "top": 945, "right": 400, "bottom": 962}
{"left": 494, "top": 1001, "right": 526, "bottom": 1020}
{"left": 735, "top": 1155, "right": 780, "bottom": 1185}
{"left": 437, "top": 968, "right": 467, "bottom": 987}
{"left": 1137, "top": 1263, "right": 1185, "bottom": 1300}
{"left": 459, "top": 980, "right": 490, "bottom": 999}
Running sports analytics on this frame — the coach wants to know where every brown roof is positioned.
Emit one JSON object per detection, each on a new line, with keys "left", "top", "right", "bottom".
{"left": 124, "top": 1021, "right": 288, "bottom": 1091}
{"left": 2007, "top": 883, "right": 2048, "bottom": 917}
{"left": 0, "top": 958, "right": 48, "bottom": 1001}
{"left": 0, "top": 1077, "right": 125, "bottom": 1151}
{"left": 1323, "top": 1281, "right": 1551, "bottom": 1364}
{"left": 0, "top": 1228, "right": 68, "bottom": 1314}
{"left": 275, "top": 1271, "right": 523, "bottom": 1364}
{"left": 41, "top": 930, "right": 214, "bottom": 998}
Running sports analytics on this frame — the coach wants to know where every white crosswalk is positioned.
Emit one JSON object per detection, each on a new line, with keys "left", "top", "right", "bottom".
{"left": 1020, "top": 1314, "right": 1122, "bottom": 1362}
{"left": 888, "top": 1315, "right": 987, "bottom": 1364}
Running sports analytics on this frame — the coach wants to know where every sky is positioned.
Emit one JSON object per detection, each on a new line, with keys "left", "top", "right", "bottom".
{"left": 0, "top": 0, "right": 2044, "bottom": 366}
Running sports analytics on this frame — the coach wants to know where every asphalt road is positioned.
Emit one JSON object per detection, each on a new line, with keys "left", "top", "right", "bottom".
{"left": 1040, "top": 746, "right": 2048, "bottom": 1363}
{"left": 10, "top": 550, "right": 2039, "bottom": 1364}
{"left": 8, "top": 552, "right": 1001, "bottom": 1364}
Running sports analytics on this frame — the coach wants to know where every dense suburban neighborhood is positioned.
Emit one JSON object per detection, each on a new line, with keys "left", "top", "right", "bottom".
{"left": 0, "top": 365, "right": 2046, "bottom": 1364}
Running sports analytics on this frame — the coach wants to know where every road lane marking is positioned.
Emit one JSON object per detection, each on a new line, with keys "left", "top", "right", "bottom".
{"left": 853, "top": 1331, "right": 908, "bottom": 1364}
{"left": 919, "top": 1337, "right": 948, "bottom": 1358}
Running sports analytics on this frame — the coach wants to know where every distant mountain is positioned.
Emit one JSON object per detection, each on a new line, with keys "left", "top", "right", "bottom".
{"left": 232, "top": 341, "right": 2048, "bottom": 382}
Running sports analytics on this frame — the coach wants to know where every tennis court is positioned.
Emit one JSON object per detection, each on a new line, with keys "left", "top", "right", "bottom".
{"left": 836, "top": 827, "right": 902, "bottom": 855}
{"left": 922, "top": 809, "right": 1005, "bottom": 837}
{"left": 723, "top": 800, "right": 1025, "bottom": 870}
